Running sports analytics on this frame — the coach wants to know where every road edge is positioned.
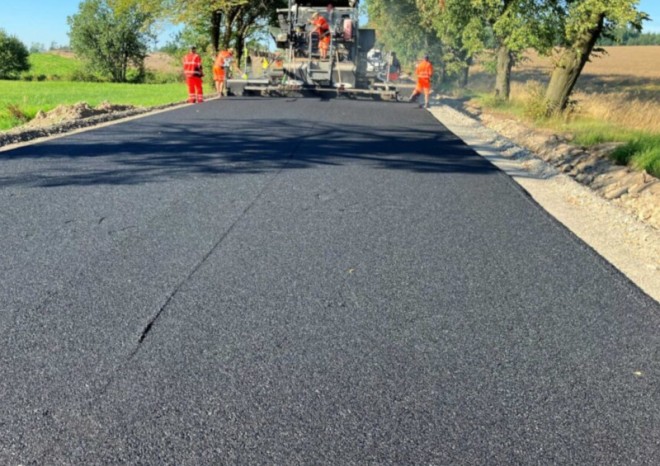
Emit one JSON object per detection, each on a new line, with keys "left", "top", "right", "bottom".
{"left": 428, "top": 103, "right": 660, "bottom": 304}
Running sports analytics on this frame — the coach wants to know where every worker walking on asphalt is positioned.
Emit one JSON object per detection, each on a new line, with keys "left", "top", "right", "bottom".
{"left": 408, "top": 54, "right": 434, "bottom": 109}
{"left": 183, "top": 46, "right": 204, "bottom": 103}
{"left": 213, "top": 48, "right": 234, "bottom": 97}
{"left": 309, "top": 12, "right": 331, "bottom": 60}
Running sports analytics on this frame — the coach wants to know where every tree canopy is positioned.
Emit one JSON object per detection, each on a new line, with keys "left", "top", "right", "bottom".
{"left": 0, "top": 29, "right": 30, "bottom": 78}
{"left": 368, "top": 0, "right": 647, "bottom": 109}
{"left": 68, "top": 0, "right": 156, "bottom": 82}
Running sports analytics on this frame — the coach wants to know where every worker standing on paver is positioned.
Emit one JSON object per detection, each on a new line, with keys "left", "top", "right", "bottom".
{"left": 388, "top": 52, "right": 401, "bottom": 82}
{"left": 309, "top": 12, "right": 331, "bottom": 60}
{"left": 261, "top": 56, "right": 270, "bottom": 77}
{"left": 408, "top": 54, "right": 434, "bottom": 109}
{"left": 213, "top": 48, "right": 234, "bottom": 97}
{"left": 183, "top": 46, "right": 204, "bottom": 103}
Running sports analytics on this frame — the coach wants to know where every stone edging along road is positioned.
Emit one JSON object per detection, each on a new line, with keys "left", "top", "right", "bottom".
{"left": 428, "top": 103, "right": 660, "bottom": 303}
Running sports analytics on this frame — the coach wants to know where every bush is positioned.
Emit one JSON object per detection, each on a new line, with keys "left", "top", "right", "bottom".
{"left": 0, "top": 30, "right": 30, "bottom": 78}
{"left": 144, "top": 71, "right": 183, "bottom": 84}
{"left": 611, "top": 135, "right": 660, "bottom": 177}
{"left": 521, "top": 81, "right": 548, "bottom": 120}
{"left": 70, "top": 69, "right": 104, "bottom": 82}
{"left": 22, "top": 74, "right": 33, "bottom": 81}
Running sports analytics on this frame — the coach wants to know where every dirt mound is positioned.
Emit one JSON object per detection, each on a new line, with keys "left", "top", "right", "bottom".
{"left": 26, "top": 102, "right": 138, "bottom": 128}
{"left": 0, "top": 100, "right": 184, "bottom": 149}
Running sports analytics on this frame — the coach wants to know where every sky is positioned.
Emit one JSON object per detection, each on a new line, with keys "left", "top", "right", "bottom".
{"left": 1, "top": 0, "right": 659, "bottom": 49}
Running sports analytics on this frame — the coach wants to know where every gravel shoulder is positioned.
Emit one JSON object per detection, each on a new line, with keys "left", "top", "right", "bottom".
{"left": 429, "top": 103, "right": 660, "bottom": 303}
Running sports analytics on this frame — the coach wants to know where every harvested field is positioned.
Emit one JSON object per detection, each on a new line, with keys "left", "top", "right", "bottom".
{"left": 518, "top": 46, "right": 660, "bottom": 80}
{"left": 471, "top": 46, "right": 660, "bottom": 134}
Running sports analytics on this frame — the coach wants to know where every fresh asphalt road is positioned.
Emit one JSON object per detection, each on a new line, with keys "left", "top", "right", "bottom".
{"left": 1, "top": 97, "right": 658, "bottom": 464}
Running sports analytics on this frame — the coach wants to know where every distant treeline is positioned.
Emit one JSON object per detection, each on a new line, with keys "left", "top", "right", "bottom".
{"left": 598, "top": 30, "right": 660, "bottom": 46}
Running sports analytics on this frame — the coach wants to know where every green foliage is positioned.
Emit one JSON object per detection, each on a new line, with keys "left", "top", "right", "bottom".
{"left": 152, "top": 0, "right": 285, "bottom": 53}
{"left": 0, "top": 29, "right": 31, "bottom": 78}
{"left": 543, "top": 0, "right": 648, "bottom": 113}
{"left": 560, "top": 0, "right": 646, "bottom": 46}
{"left": 611, "top": 135, "right": 660, "bottom": 175}
{"left": 518, "top": 81, "right": 550, "bottom": 119}
{"left": 143, "top": 70, "right": 183, "bottom": 84}
{"left": 368, "top": 0, "right": 442, "bottom": 69}
{"left": 68, "top": 0, "right": 156, "bottom": 82}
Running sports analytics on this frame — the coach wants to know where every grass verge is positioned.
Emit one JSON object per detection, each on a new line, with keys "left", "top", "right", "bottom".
{"left": 472, "top": 93, "right": 660, "bottom": 178}
{"left": 0, "top": 80, "right": 189, "bottom": 130}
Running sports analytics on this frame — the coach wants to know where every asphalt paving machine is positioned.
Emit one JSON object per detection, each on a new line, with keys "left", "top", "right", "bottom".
{"left": 226, "top": 0, "right": 398, "bottom": 99}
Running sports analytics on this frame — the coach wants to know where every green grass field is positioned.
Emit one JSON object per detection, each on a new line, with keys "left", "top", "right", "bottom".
{"left": 0, "top": 80, "right": 191, "bottom": 130}
{"left": 21, "top": 53, "right": 83, "bottom": 80}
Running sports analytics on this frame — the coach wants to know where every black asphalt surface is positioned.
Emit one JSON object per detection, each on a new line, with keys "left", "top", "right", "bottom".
{"left": 1, "top": 97, "right": 658, "bottom": 464}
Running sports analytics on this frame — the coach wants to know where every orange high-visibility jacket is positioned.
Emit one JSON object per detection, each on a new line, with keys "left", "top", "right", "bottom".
{"left": 313, "top": 16, "right": 330, "bottom": 39}
{"left": 416, "top": 60, "right": 434, "bottom": 80}
{"left": 183, "top": 52, "right": 202, "bottom": 77}
{"left": 214, "top": 50, "right": 232, "bottom": 69}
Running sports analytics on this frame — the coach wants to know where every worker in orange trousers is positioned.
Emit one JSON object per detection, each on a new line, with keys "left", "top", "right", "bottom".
{"left": 213, "top": 48, "right": 233, "bottom": 97}
{"left": 183, "top": 46, "right": 204, "bottom": 103}
{"left": 409, "top": 54, "right": 434, "bottom": 108}
{"left": 310, "top": 12, "right": 331, "bottom": 60}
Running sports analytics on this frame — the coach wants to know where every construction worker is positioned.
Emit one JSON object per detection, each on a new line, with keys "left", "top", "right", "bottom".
{"left": 261, "top": 56, "right": 270, "bottom": 77}
{"left": 183, "top": 46, "right": 204, "bottom": 103}
{"left": 213, "top": 48, "right": 233, "bottom": 97}
{"left": 388, "top": 52, "right": 401, "bottom": 82}
{"left": 309, "top": 12, "right": 331, "bottom": 60}
{"left": 408, "top": 54, "right": 434, "bottom": 108}
{"left": 273, "top": 51, "right": 284, "bottom": 69}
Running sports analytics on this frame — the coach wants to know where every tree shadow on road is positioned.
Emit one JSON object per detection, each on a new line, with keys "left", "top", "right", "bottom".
{"left": 0, "top": 99, "right": 499, "bottom": 188}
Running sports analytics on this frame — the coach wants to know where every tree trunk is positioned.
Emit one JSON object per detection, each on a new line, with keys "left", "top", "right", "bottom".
{"left": 545, "top": 13, "right": 605, "bottom": 114}
{"left": 210, "top": 10, "right": 222, "bottom": 53}
{"left": 494, "top": 44, "right": 513, "bottom": 100}
{"left": 457, "top": 64, "right": 469, "bottom": 88}
{"left": 221, "top": 9, "right": 238, "bottom": 51}
{"left": 235, "top": 37, "right": 245, "bottom": 69}
{"left": 234, "top": 12, "right": 257, "bottom": 71}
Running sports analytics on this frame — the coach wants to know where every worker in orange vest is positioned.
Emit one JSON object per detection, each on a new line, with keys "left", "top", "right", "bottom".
{"left": 408, "top": 54, "right": 434, "bottom": 108}
{"left": 273, "top": 51, "right": 284, "bottom": 69}
{"left": 213, "top": 48, "right": 233, "bottom": 97}
{"left": 309, "top": 12, "right": 331, "bottom": 60}
{"left": 183, "top": 46, "right": 204, "bottom": 103}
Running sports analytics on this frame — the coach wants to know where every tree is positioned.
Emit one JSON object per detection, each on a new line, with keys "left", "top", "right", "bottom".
{"left": 368, "top": 0, "right": 443, "bottom": 73}
{"left": 544, "top": 0, "right": 647, "bottom": 114}
{"left": 29, "top": 42, "right": 46, "bottom": 54}
{"left": 418, "top": 0, "right": 559, "bottom": 98}
{"left": 68, "top": 0, "right": 155, "bottom": 82}
{"left": 0, "top": 30, "right": 30, "bottom": 78}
